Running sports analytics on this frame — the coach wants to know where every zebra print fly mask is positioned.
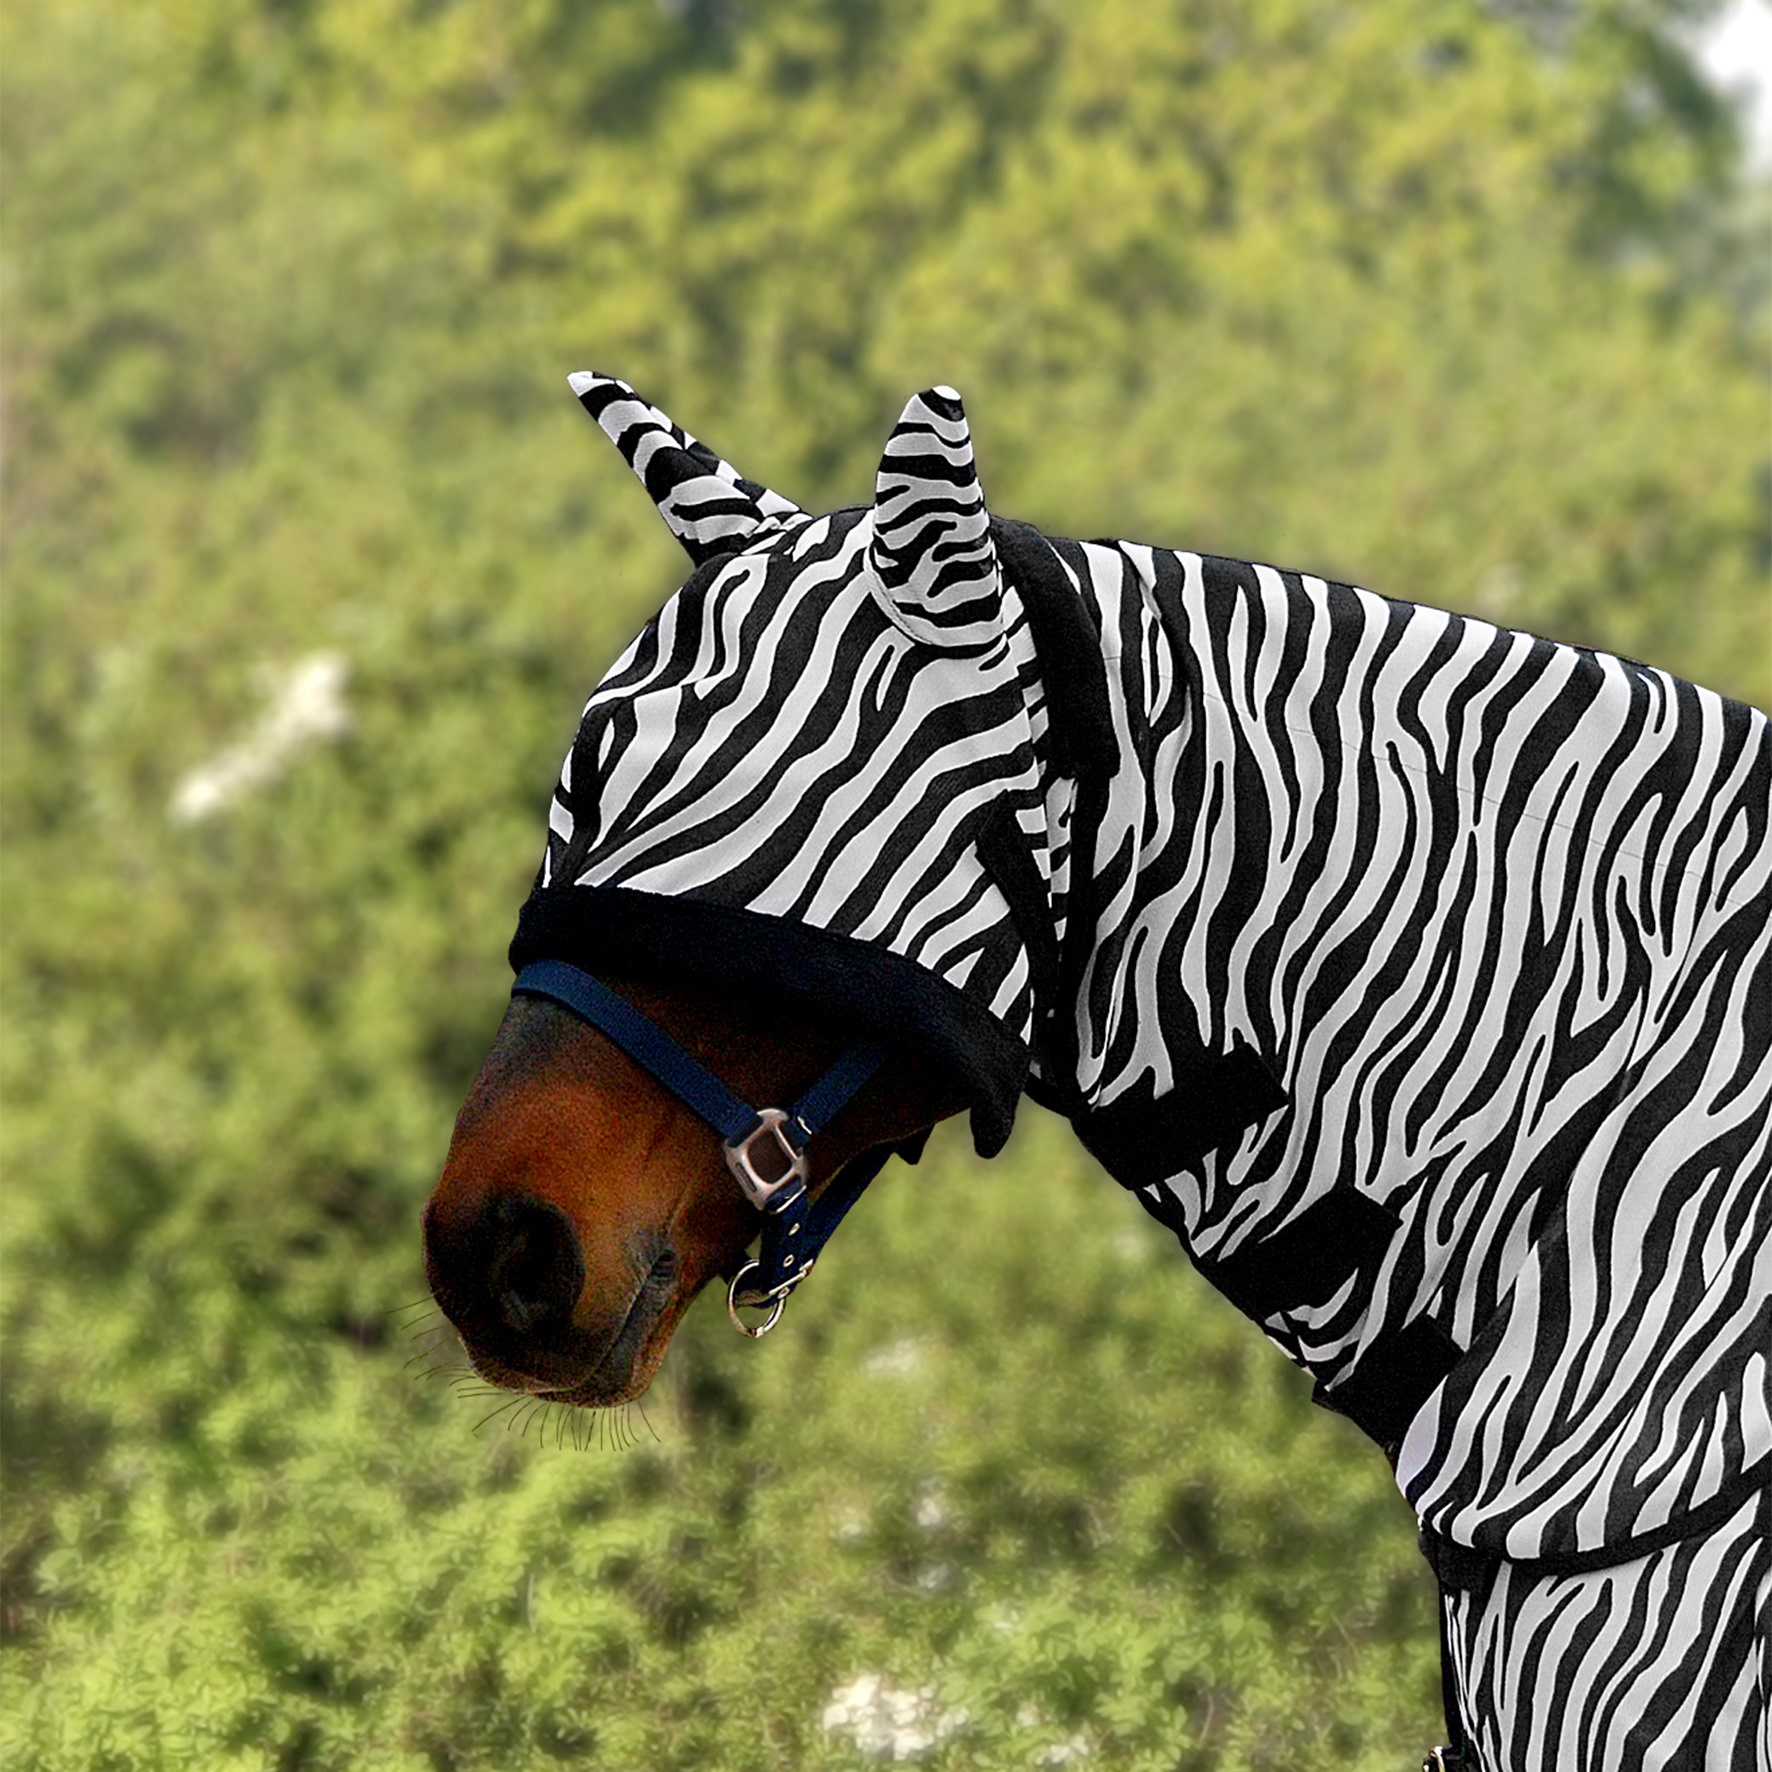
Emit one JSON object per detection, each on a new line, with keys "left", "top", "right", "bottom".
{"left": 513, "top": 372, "right": 1770, "bottom": 1573}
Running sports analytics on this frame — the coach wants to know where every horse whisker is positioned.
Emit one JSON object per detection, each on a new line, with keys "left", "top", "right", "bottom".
{"left": 472, "top": 1397, "right": 525, "bottom": 1435}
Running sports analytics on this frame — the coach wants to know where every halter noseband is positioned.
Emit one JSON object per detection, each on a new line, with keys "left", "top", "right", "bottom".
{"left": 512, "top": 959, "right": 890, "bottom": 1337}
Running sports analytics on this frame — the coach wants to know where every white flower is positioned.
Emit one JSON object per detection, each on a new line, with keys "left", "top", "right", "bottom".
{"left": 1109, "top": 1225, "right": 1148, "bottom": 1264}
{"left": 861, "top": 1337, "right": 926, "bottom": 1377}
{"left": 171, "top": 653, "right": 350, "bottom": 823}
{"left": 1039, "top": 1732, "right": 1092, "bottom": 1766}
{"left": 820, "top": 1673, "right": 969, "bottom": 1762}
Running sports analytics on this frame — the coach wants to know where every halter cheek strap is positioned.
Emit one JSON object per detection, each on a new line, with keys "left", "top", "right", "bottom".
{"left": 512, "top": 959, "right": 889, "bottom": 1335}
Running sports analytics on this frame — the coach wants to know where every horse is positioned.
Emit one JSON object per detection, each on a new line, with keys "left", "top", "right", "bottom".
{"left": 424, "top": 374, "right": 1771, "bottom": 1770}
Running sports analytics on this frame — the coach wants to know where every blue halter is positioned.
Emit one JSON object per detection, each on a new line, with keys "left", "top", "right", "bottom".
{"left": 512, "top": 959, "right": 891, "bottom": 1335}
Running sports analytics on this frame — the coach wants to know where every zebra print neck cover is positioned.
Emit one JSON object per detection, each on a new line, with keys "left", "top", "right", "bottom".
{"left": 516, "top": 373, "right": 1770, "bottom": 1568}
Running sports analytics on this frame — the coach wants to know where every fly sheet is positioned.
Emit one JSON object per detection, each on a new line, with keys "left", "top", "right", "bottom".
{"left": 517, "top": 373, "right": 1771, "bottom": 1578}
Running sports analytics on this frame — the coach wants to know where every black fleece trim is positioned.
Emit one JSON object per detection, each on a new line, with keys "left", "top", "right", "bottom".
{"left": 990, "top": 517, "right": 1116, "bottom": 782}
{"left": 510, "top": 884, "right": 1029, "bottom": 1156}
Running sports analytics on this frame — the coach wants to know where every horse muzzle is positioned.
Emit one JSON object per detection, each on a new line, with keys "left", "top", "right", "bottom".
{"left": 423, "top": 1190, "right": 679, "bottom": 1403}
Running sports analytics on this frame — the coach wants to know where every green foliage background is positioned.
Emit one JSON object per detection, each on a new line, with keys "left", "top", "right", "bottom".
{"left": 3, "top": 2, "right": 1766, "bottom": 1767}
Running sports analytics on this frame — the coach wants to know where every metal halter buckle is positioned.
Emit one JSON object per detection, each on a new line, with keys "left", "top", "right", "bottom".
{"left": 722, "top": 1107, "right": 809, "bottom": 1212}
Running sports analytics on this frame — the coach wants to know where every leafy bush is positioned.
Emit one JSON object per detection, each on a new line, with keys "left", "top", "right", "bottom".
{"left": 3, "top": 2, "right": 1763, "bottom": 1767}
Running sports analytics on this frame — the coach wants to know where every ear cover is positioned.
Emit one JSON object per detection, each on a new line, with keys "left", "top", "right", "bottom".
{"left": 868, "top": 386, "right": 1007, "bottom": 652}
{"left": 569, "top": 371, "right": 804, "bottom": 566}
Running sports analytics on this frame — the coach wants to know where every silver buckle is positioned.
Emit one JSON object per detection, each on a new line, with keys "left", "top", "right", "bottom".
{"left": 722, "top": 1107, "right": 808, "bottom": 1211}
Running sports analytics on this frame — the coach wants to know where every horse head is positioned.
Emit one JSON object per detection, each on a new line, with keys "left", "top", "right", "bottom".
{"left": 423, "top": 972, "right": 965, "bottom": 1404}
{"left": 423, "top": 374, "right": 1042, "bottom": 1405}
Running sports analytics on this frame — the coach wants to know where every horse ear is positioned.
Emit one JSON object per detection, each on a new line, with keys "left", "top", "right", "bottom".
{"left": 569, "top": 372, "right": 803, "bottom": 566}
{"left": 868, "top": 386, "right": 1006, "bottom": 651}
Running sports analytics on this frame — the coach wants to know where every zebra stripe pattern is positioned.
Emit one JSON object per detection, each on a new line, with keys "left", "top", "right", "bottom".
{"left": 527, "top": 376, "right": 1770, "bottom": 1763}
{"left": 570, "top": 371, "right": 807, "bottom": 565}
{"left": 868, "top": 386, "right": 1006, "bottom": 653}
{"left": 549, "top": 377, "right": 1053, "bottom": 1043}
{"left": 1447, "top": 1482, "right": 1770, "bottom": 1769}
{"left": 1062, "top": 547, "right": 1772, "bottom": 1561}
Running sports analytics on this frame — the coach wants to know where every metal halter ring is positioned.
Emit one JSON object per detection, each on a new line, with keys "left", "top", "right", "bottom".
{"left": 725, "top": 1261, "right": 789, "bottom": 1338}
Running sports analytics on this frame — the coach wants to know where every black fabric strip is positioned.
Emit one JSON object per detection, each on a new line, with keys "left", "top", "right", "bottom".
{"left": 1433, "top": 1570, "right": 1477, "bottom": 1765}
{"left": 511, "top": 884, "right": 1030, "bottom": 1156}
{"left": 1419, "top": 1461, "right": 1772, "bottom": 1582}
{"left": 1071, "top": 1044, "right": 1289, "bottom": 1187}
{"left": 1419, "top": 1525, "right": 1503, "bottom": 1597}
{"left": 1204, "top": 1189, "right": 1400, "bottom": 1324}
{"left": 1313, "top": 1316, "right": 1466, "bottom": 1451}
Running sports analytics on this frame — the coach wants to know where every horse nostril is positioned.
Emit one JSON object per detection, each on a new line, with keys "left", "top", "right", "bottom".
{"left": 484, "top": 1196, "right": 585, "bottom": 1335}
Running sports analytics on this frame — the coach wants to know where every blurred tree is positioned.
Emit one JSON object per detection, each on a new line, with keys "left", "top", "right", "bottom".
{"left": 2, "top": 2, "right": 1764, "bottom": 1766}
